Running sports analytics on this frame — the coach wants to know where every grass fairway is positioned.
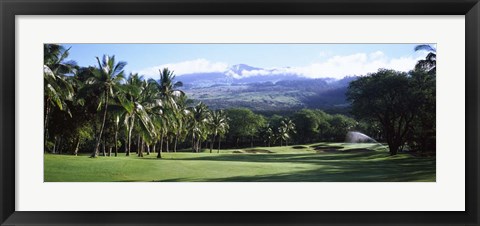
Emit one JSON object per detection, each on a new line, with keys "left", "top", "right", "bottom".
{"left": 44, "top": 143, "right": 435, "bottom": 182}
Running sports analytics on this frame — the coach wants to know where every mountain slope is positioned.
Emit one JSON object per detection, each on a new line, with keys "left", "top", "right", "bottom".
{"left": 177, "top": 64, "right": 358, "bottom": 112}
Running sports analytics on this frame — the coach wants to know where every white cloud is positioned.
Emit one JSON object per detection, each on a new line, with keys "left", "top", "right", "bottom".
{"left": 369, "top": 50, "right": 385, "bottom": 60}
{"left": 318, "top": 51, "right": 333, "bottom": 58}
{"left": 136, "top": 51, "right": 425, "bottom": 80}
{"left": 227, "top": 51, "right": 423, "bottom": 79}
{"left": 137, "top": 58, "right": 228, "bottom": 78}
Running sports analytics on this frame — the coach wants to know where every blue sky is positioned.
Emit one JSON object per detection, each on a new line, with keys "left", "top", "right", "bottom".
{"left": 62, "top": 44, "right": 430, "bottom": 79}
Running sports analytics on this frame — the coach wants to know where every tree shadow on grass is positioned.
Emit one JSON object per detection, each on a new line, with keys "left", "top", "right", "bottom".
{"left": 139, "top": 151, "right": 435, "bottom": 168}
{"left": 204, "top": 167, "right": 435, "bottom": 182}
{"left": 154, "top": 162, "right": 436, "bottom": 182}
{"left": 200, "top": 159, "right": 436, "bottom": 182}
{"left": 139, "top": 152, "right": 369, "bottom": 163}
{"left": 138, "top": 151, "right": 435, "bottom": 182}
{"left": 144, "top": 151, "right": 388, "bottom": 163}
{"left": 152, "top": 178, "right": 189, "bottom": 182}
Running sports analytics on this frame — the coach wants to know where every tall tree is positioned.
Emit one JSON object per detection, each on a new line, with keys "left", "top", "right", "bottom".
{"left": 264, "top": 127, "right": 275, "bottom": 147}
{"left": 208, "top": 110, "right": 229, "bottom": 153}
{"left": 87, "top": 55, "right": 126, "bottom": 157}
{"left": 149, "top": 68, "right": 184, "bottom": 158}
{"left": 120, "top": 73, "right": 144, "bottom": 156}
{"left": 407, "top": 70, "right": 436, "bottom": 153}
{"left": 190, "top": 102, "right": 211, "bottom": 153}
{"left": 172, "top": 95, "right": 191, "bottom": 153}
{"left": 225, "top": 108, "right": 265, "bottom": 148}
{"left": 327, "top": 114, "right": 357, "bottom": 141}
{"left": 279, "top": 119, "right": 295, "bottom": 146}
{"left": 291, "top": 109, "right": 322, "bottom": 143}
{"left": 138, "top": 80, "right": 160, "bottom": 157}
{"left": 347, "top": 69, "right": 420, "bottom": 155}
{"left": 44, "top": 44, "right": 75, "bottom": 152}
{"left": 121, "top": 78, "right": 158, "bottom": 157}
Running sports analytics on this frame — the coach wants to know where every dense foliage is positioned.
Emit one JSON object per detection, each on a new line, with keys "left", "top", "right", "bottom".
{"left": 347, "top": 70, "right": 435, "bottom": 155}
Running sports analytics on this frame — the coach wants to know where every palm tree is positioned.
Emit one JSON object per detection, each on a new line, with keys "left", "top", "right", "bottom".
{"left": 190, "top": 102, "right": 211, "bottom": 153}
{"left": 265, "top": 127, "right": 275, "bottom": 147}
{"left": 216, "top": 112, "right": 229, "bottom": 153}
{"left": 44, "top": 44, "right": 75, "bottom": 151}
{"left": 414, "top": 44, "right": 436, "bottom": 74}
{"left": 208, "top": 110, "right": 229, "bottom": 153}
{"left": 108, "top": 96, "right": 131, "bottom": 157}
{"left": 44, "top": 44, "right": 77, "bottom": 75}
{"left": 67, "top": 74, "right": 92, "bottom": 156}
{"left": 136, "top": 80, "right": 159, "bottom": 157}
{"left": 117, "top": 76, "right": 158, "bottom": 157}
{"left": 120, "top": 73, "right": 144, "bottom": 156}
{"left": 113, "top": 115, "right": 121, "bottom": 156}
{"left": 149, "top": 68, "right": 184, "bottom": 158}
{"left": 279, "top": 119, "right": 296, "bottom": 146}
{"left": 86, "top": 55, "right": 126, "bottom": 157}
{"left": 172, "top": 95, "right": 191, "bottom": 153}
{"left": 154, "top": 68, "right": 184, "bottom": 108}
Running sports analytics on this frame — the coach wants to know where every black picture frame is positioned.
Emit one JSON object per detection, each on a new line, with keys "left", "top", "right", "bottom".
{"left": 1, "top": 0, "right": 479, "bottom": 225}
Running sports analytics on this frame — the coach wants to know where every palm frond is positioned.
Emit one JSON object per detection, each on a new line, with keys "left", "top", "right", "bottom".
{"left": 414, "top": 44, "right": 436, "bottom": 52}
{"left": 113, "top": 61, "right": 127, "bottom": 76}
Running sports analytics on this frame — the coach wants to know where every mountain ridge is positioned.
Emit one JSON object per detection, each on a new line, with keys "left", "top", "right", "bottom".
{"left": 178, "top": 63, "right": 345, "bottom": 88}
{"left": 177, "top": 64, "right": 359, "bottom": 112}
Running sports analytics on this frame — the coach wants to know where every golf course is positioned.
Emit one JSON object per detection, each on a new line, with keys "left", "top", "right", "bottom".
{"left": 45, "top": 143, "right": 436, "bottom": 182}
{"left": 44, "top": 44, "right": 437, "bottom": 182}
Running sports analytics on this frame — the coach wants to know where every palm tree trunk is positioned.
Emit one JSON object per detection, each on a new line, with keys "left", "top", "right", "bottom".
{"left": 126, "top": 116, "right": 135, "bottom": 156}
{"left": 52, "top": 136, "right": 57, "bottom": 154}
{"left": 138, "top": 138, "right": 144, "bottom": 157}
{"left": 137, "top": 135, "right": 140, "bottom": 154}
{"left": 210, "top": 135, "right": 214, "bottom": 153}
{"left": 195, "top": 138, "right": 198, "bottom": 152}
{"left": 92, "top": 92, "right": 109, "bottom": 157}
{"left": 114, "top": 125, "right": 118, "bottom": 157}
{"left": 174, "top": 134, "right": 178, "bottom": 153}
{"left": 218, "top": 136, "right": 221, "bottom": 153}
{"left": 191, "top": 134, "right": 195, "bottom": 152}
{"left": 74, "top": 136, "right": 80, "bottom": 156}
{"left": 102, "top": 140, "right": 106, "bottom": 157}
{"left": 124, "top": 138, "right": 128, "bottom": 155}
{"left": 146, "top": 144, "right": 150, "bottom": 155}
{"left": 196, "top": 138, "right": 201, "bottom": 153}
{"left": 137, "top": 138, "right": 141, "bottom": 157}
{"left": 44, "top": 101, "right": 51, "bottom": 153}
{"left": 108, "top": 147, "right": 112, "bottom": 157}
{"left": 157, "top": 136, "right": 163, "bottom": 158}
{"left": 194, "top": 136, "right": 198, "bottom": 152}
{"left": 166, "top": 137, "right": 169, "bottom": 153}
{"left": 152, "top": 142, "right": 156, "bottom": 153}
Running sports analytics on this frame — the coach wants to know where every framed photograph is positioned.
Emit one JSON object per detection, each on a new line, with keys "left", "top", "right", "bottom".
{"left": 1, "top": 0, "right": 479, "bottom": 225}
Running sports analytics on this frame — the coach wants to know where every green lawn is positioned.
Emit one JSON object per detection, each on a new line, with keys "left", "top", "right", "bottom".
{"left": 44, "top": 143, "right": 435, "bottom": 182}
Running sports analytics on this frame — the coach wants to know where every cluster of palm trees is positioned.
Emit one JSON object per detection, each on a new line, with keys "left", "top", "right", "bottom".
{"left": 44, "top": 44, "right": 229, "bottom": 158}
{"left": 44, "top": 45, "right": 75, "bottom": 152}
{"left": 261, "top": 119, "right": 296, "bottom": 147}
